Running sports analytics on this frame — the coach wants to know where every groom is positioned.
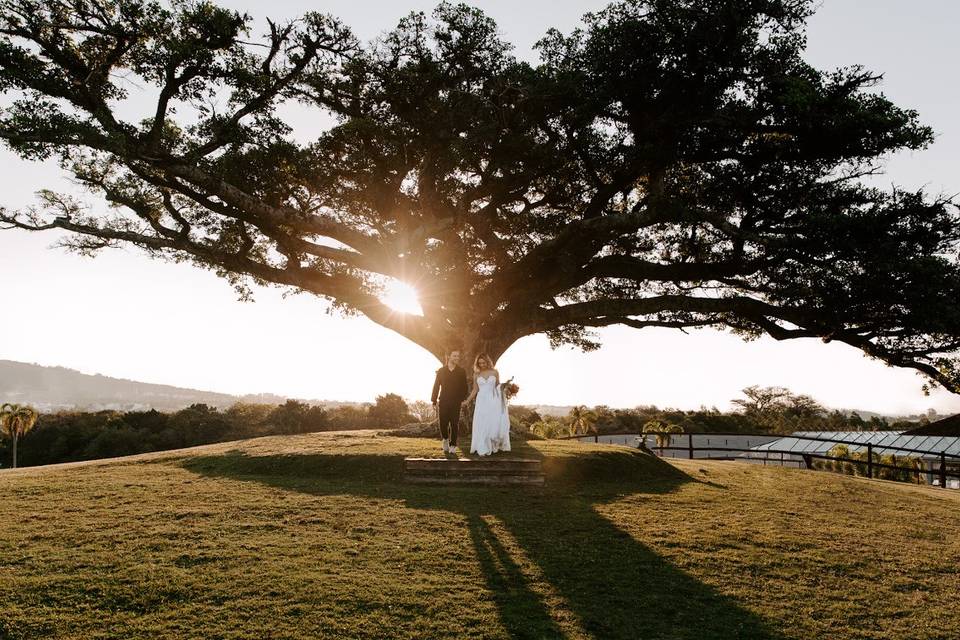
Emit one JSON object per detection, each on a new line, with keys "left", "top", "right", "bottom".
{"left": 431, "top": 349, "right": 469, "bottom": 454}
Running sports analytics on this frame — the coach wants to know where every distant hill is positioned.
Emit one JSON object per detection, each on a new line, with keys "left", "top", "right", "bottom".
{"left": 525, "top": 404, "right": 575, "bottom": 417}
{"left": 0, "top": 360, "right": 359, "bottom": 412}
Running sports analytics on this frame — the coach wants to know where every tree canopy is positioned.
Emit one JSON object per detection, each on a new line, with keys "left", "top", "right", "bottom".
{"left": 2, "top": 0, "right": 959, "bottom": 392}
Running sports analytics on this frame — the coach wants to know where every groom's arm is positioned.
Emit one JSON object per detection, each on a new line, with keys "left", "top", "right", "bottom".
{"left": 431, "top": 369, "right": 441, "bottom": 404}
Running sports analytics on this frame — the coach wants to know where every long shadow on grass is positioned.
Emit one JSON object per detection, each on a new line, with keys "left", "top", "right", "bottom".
{"left": 181, "top": 445, "right": 785, "bottom": 640}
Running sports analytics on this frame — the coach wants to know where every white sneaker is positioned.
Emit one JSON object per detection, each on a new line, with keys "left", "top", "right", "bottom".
{"left": 449, "top": 444, "right": 458, "bottom": 455}
{"left": 442, "top": 438, "right": 449, "bottom": 453}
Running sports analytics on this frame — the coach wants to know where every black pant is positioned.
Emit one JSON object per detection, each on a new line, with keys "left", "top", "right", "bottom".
{"left": 438, "top": 402, "right": 462, "bottom": 446}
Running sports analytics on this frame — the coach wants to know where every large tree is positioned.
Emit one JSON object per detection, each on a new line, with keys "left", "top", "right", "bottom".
{"left": 2, "top": 0, "right": 959, "bottom": 391}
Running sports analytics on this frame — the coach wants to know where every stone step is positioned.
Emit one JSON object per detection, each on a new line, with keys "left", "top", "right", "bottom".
{"left": 404, "top": 457, "right": 545, "bottom": 486}
{"left": 405, "top": 457, "right": 541, "bottom": 471}
{"left": 406, "top": 473, "right": 545, "bottom": 486}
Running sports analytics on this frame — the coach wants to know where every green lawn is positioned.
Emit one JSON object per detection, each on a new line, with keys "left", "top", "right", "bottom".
{"left": 1, "top": 431, "right": 958, "bottom": 639}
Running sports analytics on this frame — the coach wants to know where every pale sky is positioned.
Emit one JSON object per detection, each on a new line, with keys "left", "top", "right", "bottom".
{"left": 2, "top": 0, "right": 959, "bottom": 415}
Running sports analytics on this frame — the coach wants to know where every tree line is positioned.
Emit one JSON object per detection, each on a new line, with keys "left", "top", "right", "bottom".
{"left": 1, "top": 386, "right": 931, "bottom": 469}
{"left": 520, "top": 386, "right": 925, "bottom": 439}
{"left": 0, "top": 394, "right": 415, "bottom": 469}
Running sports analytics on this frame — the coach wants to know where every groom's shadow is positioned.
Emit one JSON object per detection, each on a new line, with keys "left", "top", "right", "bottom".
{"left": 181, "top": 445, "right": 786, "bottom": 639}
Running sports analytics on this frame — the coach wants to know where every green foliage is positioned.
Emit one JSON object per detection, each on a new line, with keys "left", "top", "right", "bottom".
{"left": 224, "top": 402, "right": 275, "bottom": 436}
{"left": 0, "top": 401, "right": 334, "bottom": 468}
{"left": 367, "top": 393, "right": 415, "bottom": 428}
{"left": 508, "top": 406, "right": 542, "bottom": 435}
{"left": 268, "top": 400, "right": 329, "bottom": 435}
{"left": 0, "top": 397, "right": 934, "bottom": 473}
{"left": 510, "top": 394, "right": 900, "bottom": 440}
{"left": 567, "top": 405, "right": 597, "bottom": 435}
{"left": 407, "top": 399, "right": 434, "bottom": 423}
{"left": 729, "top": 385, "right": 897, "bottom": 434}
{"left": 732, "top": 386, "right": 827, "bottom": 434}
{"left": 327, "top": 405, "right": 372, "bottom": 429}
{"left": 642, "top": 420, "right": 683, "bottom": 451}
{"left": 529, "top": 417, "right": 570, "bottom": 439}
{"left": 0, "top": 402, "right": 39, "bottom": 467}
{"left": 486, "top": 397, "right": 925, "bottom": 443}
{"left": 0, "top": 0, "right": 958, "bottom": 390}
{"left": 813, "top": 443, "right": 923, "bottom": 484}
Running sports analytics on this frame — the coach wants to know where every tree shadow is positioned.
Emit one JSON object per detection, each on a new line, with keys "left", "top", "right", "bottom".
{"left": 465, "top": 512, "right": 568, "bottom": 638}
{"left": 181, "top": 450, "right": 786, "bottom": 639}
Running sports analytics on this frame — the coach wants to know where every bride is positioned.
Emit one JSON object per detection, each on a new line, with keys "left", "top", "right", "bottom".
{"left": 466, "top": 353, "right": 511, "bottom": 456}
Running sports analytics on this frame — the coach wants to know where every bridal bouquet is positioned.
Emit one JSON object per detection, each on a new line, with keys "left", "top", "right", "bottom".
{"left": 498, "top": 377, "right": 519, "bottom": 412}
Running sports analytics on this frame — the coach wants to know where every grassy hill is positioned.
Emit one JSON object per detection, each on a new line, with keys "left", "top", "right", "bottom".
{"left": 1, "top": 432, "right": 958, "bottom": 639}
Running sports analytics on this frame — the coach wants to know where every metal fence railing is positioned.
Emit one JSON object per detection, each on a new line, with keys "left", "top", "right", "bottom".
{"left": 562, "top": 431, "right": 960, "bottom": 488}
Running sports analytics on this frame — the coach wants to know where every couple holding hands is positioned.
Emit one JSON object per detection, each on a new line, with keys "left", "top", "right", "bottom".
{"left": 430, "top": 350, "right": 517, "bottom": 456}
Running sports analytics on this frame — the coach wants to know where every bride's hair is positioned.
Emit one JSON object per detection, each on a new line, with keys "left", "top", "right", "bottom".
{"left": 473, "top": 353, "right": 494, "bottom": 373}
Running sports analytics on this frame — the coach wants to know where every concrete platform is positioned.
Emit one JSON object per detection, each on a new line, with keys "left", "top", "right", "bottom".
{"left": 404, "top": 457, "right": 545, "bottom": 486}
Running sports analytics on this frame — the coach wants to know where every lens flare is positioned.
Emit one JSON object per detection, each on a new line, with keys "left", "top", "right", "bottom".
{"left": 381, "top": 280, "right": 423, "bottom": 315}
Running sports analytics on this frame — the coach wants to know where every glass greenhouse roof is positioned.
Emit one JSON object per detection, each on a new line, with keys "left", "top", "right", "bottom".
{"left": 746, "top": 431, "right": 960, "bottom": 459}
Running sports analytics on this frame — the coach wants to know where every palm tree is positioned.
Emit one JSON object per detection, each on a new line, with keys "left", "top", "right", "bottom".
{"left": 642, "top": 420, "right": 683, "bottom": 456}
{"left": 568, "top": 405, "right": 598, "bottom": 435}
{"left": 0, "top": 403, "right": 12, "bottom": 464}
{"left": 1, "top": 403, "right": 39, "bottom": 469}
{"left": 530, "top": 418, "right": 567, "bottom": 439}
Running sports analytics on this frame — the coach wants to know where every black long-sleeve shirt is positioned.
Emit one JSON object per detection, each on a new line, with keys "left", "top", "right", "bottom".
{"left": 431, "top": 365, "right": 468, "bottom": 405}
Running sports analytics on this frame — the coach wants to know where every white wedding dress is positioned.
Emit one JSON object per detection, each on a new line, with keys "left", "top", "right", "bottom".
{"left": 470, "top": 374, "right": 511, "bottom": 456}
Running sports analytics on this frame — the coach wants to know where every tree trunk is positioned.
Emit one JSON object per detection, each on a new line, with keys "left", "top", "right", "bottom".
{"left": 11, "top": 432, "right": 17, "bottom": 469}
